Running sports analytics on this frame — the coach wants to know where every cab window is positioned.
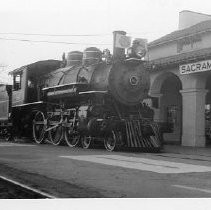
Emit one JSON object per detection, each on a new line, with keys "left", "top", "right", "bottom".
{"left": 13, "top": 74, "right": 22, "bottom": 91}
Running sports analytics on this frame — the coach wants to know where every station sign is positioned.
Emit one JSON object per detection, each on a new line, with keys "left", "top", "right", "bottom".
{"left": 179, "top": 59, "right": 211, "bottom": 75}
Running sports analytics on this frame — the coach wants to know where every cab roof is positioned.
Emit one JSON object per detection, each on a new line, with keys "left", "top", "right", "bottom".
{"left": 9, "top": 60, "right": 61, "bottom": 76}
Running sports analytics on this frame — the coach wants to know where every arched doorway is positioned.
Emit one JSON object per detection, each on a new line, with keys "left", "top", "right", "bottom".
{"left": 150, "top": 72, "right": 182, "bottom": 144}
{"left": 205, "top": 74, "right": 211, "bottom": 145}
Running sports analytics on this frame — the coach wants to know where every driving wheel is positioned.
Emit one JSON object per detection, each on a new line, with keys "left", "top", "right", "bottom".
{"left": 64, "top": 127, "right": 80, "bottom": 147}
{"left": 48, "top": 114, "right": 63, "bottom": 145}
{"left": 33, "top": 111, "right": 46, "bottom": 144}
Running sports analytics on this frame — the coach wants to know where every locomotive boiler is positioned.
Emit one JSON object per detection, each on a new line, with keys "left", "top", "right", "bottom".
{"left": 0, "top": 31, "right": 162, "bottom": 151}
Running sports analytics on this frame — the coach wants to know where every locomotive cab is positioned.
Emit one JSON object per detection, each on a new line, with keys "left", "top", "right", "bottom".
{"left": 10, "top": 60, "right": 61, "bottom": 106}
{"left": 11, "top": 66, "right": 41, "bottom": 105}
{"left": 11, "top": 67, "right": 27, "bottom": 106}
{"left": 10, "top": 67, "right": 35, "bottom": 106}
{"left": 8, "top": 60, "right": 61, "bottom": 138}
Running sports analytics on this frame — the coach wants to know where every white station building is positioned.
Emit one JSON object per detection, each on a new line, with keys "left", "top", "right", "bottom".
{"left": 148, "top": 10, "right": 211, "bottom": 147}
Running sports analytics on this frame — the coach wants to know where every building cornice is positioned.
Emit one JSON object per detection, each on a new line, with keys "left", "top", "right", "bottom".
{"left": 147, "top": 47, "right": 211, "bottom": 71}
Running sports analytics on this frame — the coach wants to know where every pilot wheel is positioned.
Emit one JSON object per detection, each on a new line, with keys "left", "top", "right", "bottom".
{"left": 104, "top": 131, "right": 117, "bottom": 152}
{"left": 81, "top": 136, "right": 93, "bottom": 149}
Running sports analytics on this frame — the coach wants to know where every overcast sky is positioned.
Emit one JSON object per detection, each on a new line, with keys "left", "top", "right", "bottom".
{"left": 1, "top": 0, "right": 211, "bottom": 83}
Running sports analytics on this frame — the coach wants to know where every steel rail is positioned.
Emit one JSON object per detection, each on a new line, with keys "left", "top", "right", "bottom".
{"left": 0, "top": 175, "right": 57, "bottom": 199}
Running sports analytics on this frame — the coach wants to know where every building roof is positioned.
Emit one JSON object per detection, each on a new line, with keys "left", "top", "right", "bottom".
{"left": 180, "top": 10, "right": 211, "bottom": 18}
{"left": 147, "top": 47, "right": 211, "bottom": 70}
{"left": 149, "top": 20, "right": 211, "bottom": 47}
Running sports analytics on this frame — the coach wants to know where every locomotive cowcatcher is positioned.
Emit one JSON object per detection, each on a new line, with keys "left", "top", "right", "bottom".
{"left": 0, "top": 31, "right": 163, "bottom": 152}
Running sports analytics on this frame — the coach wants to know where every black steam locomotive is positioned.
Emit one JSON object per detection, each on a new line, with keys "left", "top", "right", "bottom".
{"left": 0, "top": 31, "right": 162, "bottom": 151}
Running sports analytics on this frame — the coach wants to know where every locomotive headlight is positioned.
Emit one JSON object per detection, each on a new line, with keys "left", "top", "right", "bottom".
{"left": 131, "top": 38, "right": 148, "bottom": 59}
{"left": 127, "top": 47, "right": 133, "bottom": 56}
{"left": 134, "top": 46, "right": 147, "bottom": 58}
{"left": 130, "top": 76, "right": 139, "bottom": 86}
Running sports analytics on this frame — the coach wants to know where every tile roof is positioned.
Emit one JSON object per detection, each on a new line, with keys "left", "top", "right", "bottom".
{"left": 147, "top": 47, "right": 211, "bottom": 70}
{"left": 149, "top": 20, "right": 211, "bottom": 47}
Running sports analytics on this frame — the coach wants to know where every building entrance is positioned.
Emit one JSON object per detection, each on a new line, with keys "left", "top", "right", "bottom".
{"left": 160, "top": 74, "right": 182, "bottom": 144}
{"left": 205, "top": 74, "right": 211, "bottom": 146}
{"left": 150, "top": 72, "right": 182, "bottom": 145}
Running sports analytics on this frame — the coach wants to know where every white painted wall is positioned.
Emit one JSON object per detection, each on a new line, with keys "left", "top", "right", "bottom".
{"left": 148, "top": 43, "right": 177, "bottom": 60}
{"left": 179, "top": 10, "right": 211, "bottom": 30}
{"left": 148, "top": 31, "right": 211, "bottom": 62}
{"left": 201, "top": 32, "right": 211, "bottom": 49}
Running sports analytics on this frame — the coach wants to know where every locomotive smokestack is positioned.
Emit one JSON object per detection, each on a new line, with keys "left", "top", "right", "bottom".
{"left": 113, "top": 31, "right": 126, "bottom": 60}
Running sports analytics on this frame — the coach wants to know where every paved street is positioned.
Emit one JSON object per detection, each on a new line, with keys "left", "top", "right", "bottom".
{"left": 0, "top": 140, "right": 210, "bottom": 198}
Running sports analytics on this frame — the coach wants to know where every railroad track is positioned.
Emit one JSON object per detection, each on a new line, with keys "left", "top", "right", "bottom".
{"left": 0, "top": 176, "right": 56, "bottom": 199}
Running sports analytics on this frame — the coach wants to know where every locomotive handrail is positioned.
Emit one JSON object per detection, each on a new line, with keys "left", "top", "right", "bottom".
{"left": 12, "top": 101, "right": 44, "bottom": 108}
{"left": 78, "top": 91, "right": 108, "bottom": 95}
{"left": 42, "top": 82, "right": 88, "bottom": 91}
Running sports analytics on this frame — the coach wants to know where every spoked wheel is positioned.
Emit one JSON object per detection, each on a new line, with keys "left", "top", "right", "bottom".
{"left": 64, "top": 128, "right": 80, "bottom": 147}
{"left": 48, "top": 115, "right": 63, "bottom": 146}
{"left": 48, "top": 126, "right": 63, "bottom": 146}
{"left": 81, "top": 136, "right": 93, "bottom": 149}
{"left": 33, "top": 111, "right": 46, "bottom": 144}
{"left": 104, "top": 131, "right": 117, "bottom": 152}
